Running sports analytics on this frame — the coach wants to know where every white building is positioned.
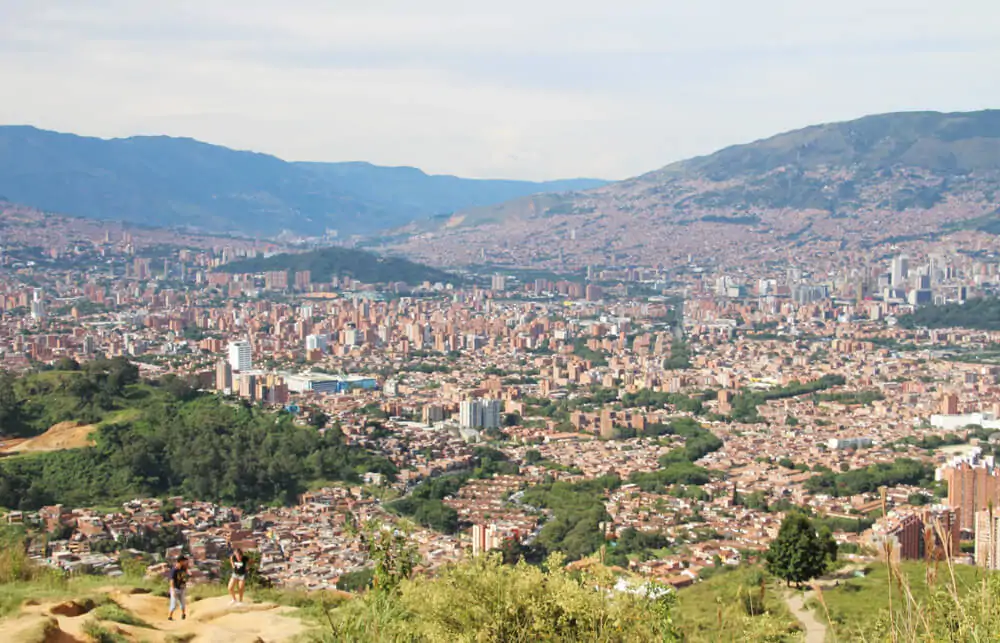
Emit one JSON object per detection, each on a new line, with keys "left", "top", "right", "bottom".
{"left": 30, "top": 289, "right": 46, "bottom": 321}
{"left": 305, "top": 334, "right": 328, "bottom": 353}
{"left": 931, "top": 412, "right": 1000, "bottom": 432}
{"left": 459, "top": 398, "right": 502, "bottom": 429}
{"left": 228, "top": 340, "right": 253, "bottom": 373}
{"left": 827, "top": 437, "right": 873, "bottom": 450}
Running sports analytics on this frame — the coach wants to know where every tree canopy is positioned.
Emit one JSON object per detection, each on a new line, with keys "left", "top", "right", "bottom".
{"left": 765, "top": 512, "right": 831, "bottom": 587}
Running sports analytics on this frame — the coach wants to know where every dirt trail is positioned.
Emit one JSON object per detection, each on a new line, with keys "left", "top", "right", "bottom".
{"left": 785, "top": 590, "right": 826, "bottom": 643}
{"left": 6, "top": 591, "right": 310, "bottom": 643}
{"left": 2, "top": 422, "right": 97, "bottom": 454}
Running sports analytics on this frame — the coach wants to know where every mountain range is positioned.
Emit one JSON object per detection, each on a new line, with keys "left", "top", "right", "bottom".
{"left": 0, "top": 126, "right": 605, "bottom": 237}
{"left": 386, "top": 110, "right": 1000, "bottom": 268}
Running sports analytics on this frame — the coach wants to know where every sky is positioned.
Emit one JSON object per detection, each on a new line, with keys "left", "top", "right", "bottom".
{"left": 1, "top": 1, "right": 999, "bottom": 181}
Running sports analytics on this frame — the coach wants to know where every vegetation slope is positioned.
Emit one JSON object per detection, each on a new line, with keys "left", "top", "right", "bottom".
{"left": 216, "top": 245, "right": 455, "bottom": 285}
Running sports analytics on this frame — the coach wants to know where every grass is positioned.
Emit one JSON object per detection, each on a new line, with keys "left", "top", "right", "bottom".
{"left": 97, "top": 408, "right": 143, "bottom": 427}
{"left": 809, "top": 561, "right": 991, "bottom": 638}
{"left": 673, "top": 565, "right": 800, "bottom": 642}
{"left": 92, "top": 601, "right": 153, "bottom": 628}
{"left": 83, "top": 619, "right": 129, "bottom": 643}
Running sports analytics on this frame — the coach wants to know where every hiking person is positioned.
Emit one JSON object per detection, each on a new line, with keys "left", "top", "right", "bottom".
{"left": 168, "top": 555, "right": 189, "bottom": 620}
{"left": 228, "top": 548, "right": 248, "bottom": 605}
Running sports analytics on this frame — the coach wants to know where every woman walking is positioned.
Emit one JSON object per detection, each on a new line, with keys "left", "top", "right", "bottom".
{"left": 228, "top": 548, "right": 248, "bottom": 605}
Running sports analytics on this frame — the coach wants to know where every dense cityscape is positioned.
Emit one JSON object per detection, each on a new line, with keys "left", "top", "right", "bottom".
{"left": 5, "top": 208, "right": 1000, "bottom": 601}
{"left": 2, "top": 4, "right": 1000, "bottom": 638}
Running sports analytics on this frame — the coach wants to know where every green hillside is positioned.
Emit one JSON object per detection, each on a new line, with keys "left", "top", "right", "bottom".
{"left": 897, "top": 297, "right": 1000, "bottom": 330}
{"left": 217, "top": 246, "right": 455, "bottom": 286}
{"left": 0, "top": 363, "right": 394, "bottom": 511}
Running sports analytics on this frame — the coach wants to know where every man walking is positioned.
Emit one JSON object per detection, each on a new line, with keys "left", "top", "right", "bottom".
{"left": 167, "top": 555, "right": 189, "bottom": 621}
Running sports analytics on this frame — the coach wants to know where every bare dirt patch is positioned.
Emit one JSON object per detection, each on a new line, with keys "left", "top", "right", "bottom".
{"left": 1, "top": 422, "right": 97, "bottom": 454}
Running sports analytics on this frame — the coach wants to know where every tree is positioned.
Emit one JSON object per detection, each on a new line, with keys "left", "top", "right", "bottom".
{"left": 309, "top": 410, "right": 329, "bottom": 429}
{"left": 337, "top": 567, "right": 375, "bottom": 592}
{"left": 817, "top": 525, "right": 838, "bottom": 564}
{"left": 524, "top": 449, "right": 543, "bottom": 465}
{"left": 0, "top": 370, "right": 26, "bottom": 436}
{"left": 765, "top": 512, "right": 829, "bottom": 587}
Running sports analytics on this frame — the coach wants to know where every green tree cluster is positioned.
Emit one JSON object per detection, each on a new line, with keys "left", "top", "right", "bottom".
{"left": 803, "top": 458, "right": 934, "bottom": 497}
{"left": 898, "top": 297, "right": 1000, "bottom": 331}
{"left": 0, "top": 368, "right": 395, "bottom": 511}
{"left": 521, "top": 475, "right": 621, "bottom": 561}
{"left": 386, "top": 448, "right": 519, "bottom": 534}
{"left": 729, "top": 375, "right": 847, "bottom": 423}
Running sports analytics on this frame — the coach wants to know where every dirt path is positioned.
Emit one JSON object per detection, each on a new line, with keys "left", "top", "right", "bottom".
{"left": 6, "top": 591, "right": 310, "bottom": 643}
{"left": 785, "top": 590, "right": 826, "bottom": 643}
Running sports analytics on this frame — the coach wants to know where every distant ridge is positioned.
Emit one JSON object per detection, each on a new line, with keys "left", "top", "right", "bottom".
{"left": 217, "top": 246, "right": 456, "bottom": 285}
{"left": 386, "top": 109, "right": 1000, "bottom": 268}
{"left": 0, "top": 125, "right": 606, "bottom": 238}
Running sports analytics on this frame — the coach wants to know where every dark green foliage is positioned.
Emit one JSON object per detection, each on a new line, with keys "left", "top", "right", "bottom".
{"left": 628, "top": 419, "right": 721, "bottom": 492}
{"left": 521, "top": 475, "right": 621, "bottom": 561}
{"left": 572, "top": 339, "right": 608, "bottom": 366}
{"left": 0, "top": 368, "right": 395, "bottom": 511}
{"left": 605, "top": 527, "right": 669, "bottom": 567}
{"left": 90, "top": 524, "right": 185, "bottom": 555}
{"left": 898, "top": 297, "right": 1000, "bottom": 331}
{"left": 814, "top": 390, "right": 885, "bottom": 406}
{"left": 662, "top": 341, "right": 693, "bottom": 370}
{"left": 729, "top": 375, "right": 846, "bottom": 422}
{"left": 337, "top": 567, "right": 375, "bottom": 592}
{"left": 386, "top": 449, "right": 518, "bottom": 534}
{"left": 803, "top": 458, "right": 933, "bottom": 497}
{"left": 765, "top": 512, "right": 830, "bottom": 587}
{"left": 217, "top": 246, "right": 455, "bottom": 286}
{"left": 0, "top": 358, "right": 140, "bottom": 438}
{"left": 619, "top": 389, "right": 704, "bottom": 414}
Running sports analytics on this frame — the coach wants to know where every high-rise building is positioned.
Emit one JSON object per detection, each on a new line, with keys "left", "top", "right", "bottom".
{"left": 944, "top": 461, "right": 1000, "bottom": 530}
{"left": 491, "top": 274, "right": 507, "bottom": 291}
{"left": 891, "top": 255, "right": 910, "bottom": 287}
{"left": 228, "top": 340, "right": 253, "bottom": 373}
{"left": 459, "top": 398, "right": 502, "bottom": 429}
{"left": 215, "top": 359, "right": 233, "bottom": 392}
{"left": 941, "top": 393, "right": 960, "bottom": 415}
{"left": 975, "top": 510, "right": 1000, "bottom": 569}
{"left": 471, "top": 523, "right": 503, "bottom": 556}
{"left": 30, "top": 289, "right": 46, "bottom": 321}
{"left": 872, "top": 508, "right": 959, "bottom": 562}
{"left": 305, "top": 334, "right": 328, "bottom": 353}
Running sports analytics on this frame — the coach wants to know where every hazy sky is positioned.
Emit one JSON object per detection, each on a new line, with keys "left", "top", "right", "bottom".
{"left": 1, "top": 1, "right": 999, "bottom": 180}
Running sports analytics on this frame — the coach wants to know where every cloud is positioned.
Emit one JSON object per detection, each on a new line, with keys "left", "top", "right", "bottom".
{"left": 0, "top": 0, "right": 998, "bottom": 179}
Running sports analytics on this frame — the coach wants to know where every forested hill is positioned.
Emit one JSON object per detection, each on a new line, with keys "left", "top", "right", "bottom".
{"left": 897, "top": 297, "right": 1000, "bottom": 330}
{"left": 217, "top": 246, "right": 456, "bottom": 285}
{"left": 0, "top": 361, "right": 395, "bottom": 511}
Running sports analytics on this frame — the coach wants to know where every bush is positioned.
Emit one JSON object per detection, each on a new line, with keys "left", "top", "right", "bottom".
{"left": 326, "top": 554, "right": 681, "bottom": 642}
